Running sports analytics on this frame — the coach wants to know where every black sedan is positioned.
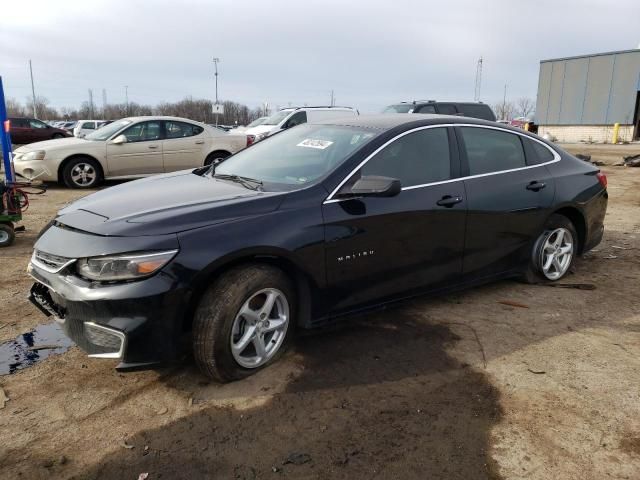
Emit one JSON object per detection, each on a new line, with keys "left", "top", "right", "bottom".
{"left": 28, "top": 114, "right": 607, "bottom": 382}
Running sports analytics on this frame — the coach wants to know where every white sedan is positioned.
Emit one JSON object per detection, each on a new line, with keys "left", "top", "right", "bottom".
{"left": 13, "top": 116, "right": 248, "bottom": 188}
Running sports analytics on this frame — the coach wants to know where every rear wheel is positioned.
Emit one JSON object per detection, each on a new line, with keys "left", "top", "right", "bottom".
{"left": 52, "top": 133, "right": 64, "bottom": 139}
{"left": 62, "top": 157, "right": 103, "bottom": 188}
{"left": 193, "top": 264, "right": 295, "bottom": 382}
{"left": 0, "top": 223, "right": 15, "bottom": 247}
{"left": 204, "top": 150, "right": 231, "bottom": 167}
{"left": 523, "top": 214, "right": 577, "bottom": 283}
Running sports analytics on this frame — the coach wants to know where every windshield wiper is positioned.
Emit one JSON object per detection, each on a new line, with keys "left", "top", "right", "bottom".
{"left": 213, "top": 173, "right": 264, "bottom": 191}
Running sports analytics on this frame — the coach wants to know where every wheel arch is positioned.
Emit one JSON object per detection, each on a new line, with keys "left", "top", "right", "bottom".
{"left": 183, "top": 249, "right": 316, "bottom": 333}
{"left": 550, "top": 206, "right": 587, "bottom": 254}
{"left": 57, "top": 153, "right": 105, "bottom": 183}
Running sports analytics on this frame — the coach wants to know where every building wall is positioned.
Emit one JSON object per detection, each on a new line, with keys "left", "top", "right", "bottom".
{"left": 536, "top": 50, "right": 640, "bottom": 126}
{"left": 538, "top": 124, "right": 634, "bottom": 143}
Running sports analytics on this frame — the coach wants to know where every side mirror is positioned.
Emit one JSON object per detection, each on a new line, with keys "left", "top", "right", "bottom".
{"left": 111, "top": 134, "right": 127, "bottom": 145}
{"left": 346, "top": 175, "right": 401, "bottom": 198}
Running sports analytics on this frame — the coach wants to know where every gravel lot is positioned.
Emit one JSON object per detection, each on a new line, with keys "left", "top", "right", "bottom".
{"left": 0, "top": 165, "right": 639, "bottom": 479}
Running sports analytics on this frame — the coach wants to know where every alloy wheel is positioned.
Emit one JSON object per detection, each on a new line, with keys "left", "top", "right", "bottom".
{"left": 230, "top": 288, "right": 290, "bottom": 368}
{"left": 540, "top": 227, "right": 574, "bottom": 280}
{"left": 70, "top": 163, "right": 97, "bottom": 187}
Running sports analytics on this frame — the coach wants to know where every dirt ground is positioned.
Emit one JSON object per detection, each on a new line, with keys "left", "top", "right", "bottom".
{"left": 1, "top": 164, "right": 639, "bottom": 480}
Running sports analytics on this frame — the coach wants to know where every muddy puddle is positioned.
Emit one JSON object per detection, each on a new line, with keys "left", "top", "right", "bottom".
{"left": 0, "top": 322, "right": 73, "bottom": 375}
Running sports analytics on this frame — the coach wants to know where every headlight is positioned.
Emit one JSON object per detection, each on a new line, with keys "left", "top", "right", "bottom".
{"left": 76, "top": 250, "right": 178, "bottom": 282}
{"left": 21, "top": 150, "right": 46, "bottom": 161}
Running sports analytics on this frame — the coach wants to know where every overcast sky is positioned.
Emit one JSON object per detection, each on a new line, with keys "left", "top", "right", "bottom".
{"left": 2, "top": 0, "right": 639, "bottom": 114}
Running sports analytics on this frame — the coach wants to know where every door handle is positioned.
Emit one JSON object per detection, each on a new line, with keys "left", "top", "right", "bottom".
{"left": 526, "top": 181, "right": 546, "bottom": 191}
{"left": 195, "top": 140, "right": 205, "bottom": 144}
{"left": 148, "top": 145, "right": 159, "bottom": 149}
{"left": 436, "top": 195, "right": 463, "bottom": 208}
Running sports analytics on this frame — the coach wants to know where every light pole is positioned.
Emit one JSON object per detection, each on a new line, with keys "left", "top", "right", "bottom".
{"left": 213, "top": 58, "right": 220, "bottom": 126}
{"left": 124, "top": 85, "right": 129, "bottom": 116}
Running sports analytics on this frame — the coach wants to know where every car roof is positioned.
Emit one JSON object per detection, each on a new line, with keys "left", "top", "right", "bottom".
{"left": 122, "top": 116, "right": 205, "bottom": 123}
{"left": 315, "top": 113, "right": 500, "bottom": 130}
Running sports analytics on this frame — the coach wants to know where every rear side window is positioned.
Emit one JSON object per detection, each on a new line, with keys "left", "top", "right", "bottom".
{"left": 437, "top": 104, "right": 457, "bottom": 115}
{"left": 461, "top": 127, "right": 526, "bottom": 175}
{"left": 165, "top": 121, "right": 204, "bottom": 139}
{"left": 522, "top": 137, "right": 555, "bottom": 165}
{"left": 10, "top": 118, "right": 27, "bottom": 128}
{"left": 458, "top": 104, "right": 496, "bottom": 121}
{"left": 361, "top": 127, "right": 451, "bottom": 187}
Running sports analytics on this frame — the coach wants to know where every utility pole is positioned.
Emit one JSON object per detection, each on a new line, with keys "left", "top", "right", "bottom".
{"left": 102, "top": 88, "right": 107, "bottom": 111}
{"left": 330, "top": 90, "right": 335, "bottom": 107}
{"left": 124, "top": 85, "right": 129, "bottom": 116}
{"left": 29, "top": 60, "right": 37, "bottom": 118}
{"left": 88, "top": 89, "right": 95, "bottom": 118}
{"left": 213, "top": 57, "right": 220, "bottom": 126}
{"left": 503, "top": 83, "right": 507, "bottom": 120}
{"left": 474, "top": 57, "right": 483, "bottom": 102}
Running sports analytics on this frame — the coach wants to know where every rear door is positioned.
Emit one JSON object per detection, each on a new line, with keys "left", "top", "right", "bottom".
{"left": 322, "top": 126, "right": 467, "bottom": 311}
{"left": 457, "top": 125, "right": 556, "bottom": 276}
{"left": 162, "top": 120, "right": 208, "bottom": 171}
{"left": 9, "top": 118, "right": 30, "bottom": 144}
{"left": 105, "top": 120, "right": 164, "bottom": 176}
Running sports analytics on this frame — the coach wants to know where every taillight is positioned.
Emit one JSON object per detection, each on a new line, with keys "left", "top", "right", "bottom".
{"left": 3, "top": 120, "right": 10, "bottom": 132}
{"left": 246, "top": 135, "right": 255, "bottom": 147}
{"left": 596, "top": 171, "right": 607, "bottom": 189}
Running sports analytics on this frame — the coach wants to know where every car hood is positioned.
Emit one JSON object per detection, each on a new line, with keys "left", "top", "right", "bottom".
{"left": 15, "top": 137, "right": 99, "bottom": 152}
{"left": 55, "top": 170, "right": 285, "bottom": 236}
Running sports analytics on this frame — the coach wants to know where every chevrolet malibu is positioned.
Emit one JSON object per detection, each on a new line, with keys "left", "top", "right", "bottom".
{"left": 28, "top": 114, "right": 607, "bottom": 382}
{"left": 13, "top": 116, "right": 247, "bottom": 188}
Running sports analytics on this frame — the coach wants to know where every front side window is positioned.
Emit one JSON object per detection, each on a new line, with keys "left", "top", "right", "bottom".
{"left": 165, "top": 121, "right": 204, "bottom": 139}
{"left": 415, "top": 105, "right": 436, "bottom": 114}
{"left": 214, "top": 124, "right": 377, "bottom": 188}
{"left": 121, "top": 121, "right": 162, "bottom": 143}
{"left": 29, "top": 119, "right": 47, "bottom": 129}
{"left": 360, "top": 127, "right": 451, "bottom": 188}
{"left": 81, "top": 122, "right": 95, "bottom": 130}
{"left": 285, "top": 111, "right": 307, "bottom": 128}
{"left": 461, "top": 127, "right": 526, "bottom": 175}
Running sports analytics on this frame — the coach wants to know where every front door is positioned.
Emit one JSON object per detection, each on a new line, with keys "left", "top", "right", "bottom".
{"left": 456, "top": 125, "right": 556, "bottom": 276}
{"left": 106, "top": 120, "right": 164, "bottom": 176}
{"left": 162, "top": 120, "right": 208, "bottom": 172}
{"left": 322, "top": 126, "right": 467, "bottom": 311}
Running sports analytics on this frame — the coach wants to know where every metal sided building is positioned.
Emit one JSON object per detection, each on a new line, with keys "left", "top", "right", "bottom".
{"left": 536, "top": 49, "right": 640, "bottom": 143}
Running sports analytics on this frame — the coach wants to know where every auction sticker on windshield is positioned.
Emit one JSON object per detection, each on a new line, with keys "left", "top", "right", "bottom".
{"left": 297, "top": 139, "right": 334, "bottom": 149}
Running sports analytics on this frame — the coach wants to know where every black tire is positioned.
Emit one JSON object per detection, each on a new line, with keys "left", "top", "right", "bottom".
{"left": 52, "top": 133, "right": 64, "bottom": 139}
{"left": 193, "top": 264, "right": 296, "bottom": 382}
{"left": 0, "top": 223, "right": 15, "bottom": 248}
{"left": 62, "top": 157, "right": 103, "bottom": 189}
{"left": 522, "top": 214, "right": 578, "bottom": 284}
{"left": 204, "top": 150, "right": 231, "bottom": 166}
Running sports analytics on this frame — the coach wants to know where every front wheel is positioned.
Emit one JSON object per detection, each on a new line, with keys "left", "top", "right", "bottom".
{"left": 193, "top": 264, "right": 295, "bottom": 382}
{"left": 0, "top": 224, "right": 15, "bottom": 247}
{"left": 52, "top": 133, "right": 64, "bottom": 139}
{"left": 523, "top": 214, "right": 577, "bottom": 283}
{"left": 62, "top": 157, "right": 103, "bottom": 188}
{"left": 204, "top": 150, "right": 231, "bottom": 167}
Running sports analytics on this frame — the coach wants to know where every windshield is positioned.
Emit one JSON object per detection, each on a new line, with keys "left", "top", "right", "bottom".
{"left": 246, "top": 117, "right": 266, "bottom": 127}
{"left": 382, "top": 104, "right": 414, "bottom": 113}
{"left": 84, "top": 119, "right": 131, "bottom": 141}
{"left": 261, "top": 110, "right": 292, "bottom": 126}
{"left": 214, "top": 124, "right": 378, "bottom": 189}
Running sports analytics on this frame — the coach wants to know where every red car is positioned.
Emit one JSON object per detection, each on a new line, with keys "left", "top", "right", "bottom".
{"left": 8, "top": 117, "right": 72, "bottom": 145}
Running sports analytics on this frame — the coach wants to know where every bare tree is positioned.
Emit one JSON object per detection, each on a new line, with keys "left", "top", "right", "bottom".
{"left": 492, "top": 101, "right": 516, "bottom": 121}
{"left": 6, "top": 98, "right": 26, "bottom": 116}
{"left": 516, "top": 97, "right": 535, "bottom": 119}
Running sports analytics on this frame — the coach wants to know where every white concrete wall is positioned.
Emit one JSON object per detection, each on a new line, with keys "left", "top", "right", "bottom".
{"left": 538, "top": 125, "right": 635, "bottom": 143}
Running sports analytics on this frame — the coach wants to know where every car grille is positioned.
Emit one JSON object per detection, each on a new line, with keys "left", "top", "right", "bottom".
{"left": 31, "top": 250, "right": 75, "bottom": 273}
